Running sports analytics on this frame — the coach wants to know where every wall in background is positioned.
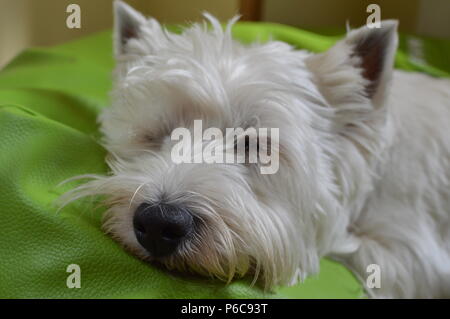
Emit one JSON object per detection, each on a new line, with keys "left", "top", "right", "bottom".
{"left": 0, "top": 0, "right": 239, "bottom": 67}
{"left": 262, "top": 0, "right": 450, "bottom": 38}
{"left": 1, "top": 0, "right": 449, "bottom": 68}
{"left": 416, "top": 0, "right": 450, "bottom": 39}
{"left": 0, "top": 0, "right": 32, "bottom": 69}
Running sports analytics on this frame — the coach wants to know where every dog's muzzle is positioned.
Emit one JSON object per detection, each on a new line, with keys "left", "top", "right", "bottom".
{"left": 133, "top": 202, "right": 194, "bottom": 258}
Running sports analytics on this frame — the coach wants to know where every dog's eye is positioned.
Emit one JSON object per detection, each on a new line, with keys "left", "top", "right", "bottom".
{"left": 143, "top": 134, "right": 163, "bottom": 148}
{"left": 145, "top": 135, "right": 155, "bottom": 143}
{"left": 234, "top": 136, "right": 257, "bottom": 153}
{"left": 234, "top": 135, "right": 260, "bottom": 164}
{"left": 245, "top": 135, "right": 259, "bottom": 153}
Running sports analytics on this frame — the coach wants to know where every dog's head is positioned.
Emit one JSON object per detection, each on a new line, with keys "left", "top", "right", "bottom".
{"left": 62, "top": 0, "right": 398, "bottom": 288}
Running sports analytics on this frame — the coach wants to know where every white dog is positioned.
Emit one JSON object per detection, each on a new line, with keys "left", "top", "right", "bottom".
{"left": 62, "top": 1, "right": 450, "bottom": 298}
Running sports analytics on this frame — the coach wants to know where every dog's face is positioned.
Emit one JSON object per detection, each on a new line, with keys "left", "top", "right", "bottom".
{"left": 63, "top": 1, "right": 397, "bottom": 288}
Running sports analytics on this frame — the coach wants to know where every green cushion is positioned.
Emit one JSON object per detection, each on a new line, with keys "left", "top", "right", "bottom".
{"left": 2, "top": 22, "right": 448, "bottom": 299}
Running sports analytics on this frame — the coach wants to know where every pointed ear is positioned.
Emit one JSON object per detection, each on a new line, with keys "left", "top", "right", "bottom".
{"left": 113, "top": 0, "right": 147, "bottom": 55}
{"left": 307, "top": 20, "right": 398, "bottom": 107}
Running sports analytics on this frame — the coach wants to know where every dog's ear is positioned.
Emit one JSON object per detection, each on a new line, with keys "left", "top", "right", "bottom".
{"left": 307, "top": 21, "right": 398, "bottom": 107}
{"left": 113, "top": 0, "right": 147, "bottom": 55}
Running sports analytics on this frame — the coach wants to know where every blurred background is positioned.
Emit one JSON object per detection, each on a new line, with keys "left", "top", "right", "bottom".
{"left": 1, "top": 0, "right": 450, "bottom": 68}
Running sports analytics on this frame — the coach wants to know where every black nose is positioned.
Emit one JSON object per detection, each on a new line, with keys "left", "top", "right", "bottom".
{"left": 133, "top": 203, "right": 194, "bottom": 258}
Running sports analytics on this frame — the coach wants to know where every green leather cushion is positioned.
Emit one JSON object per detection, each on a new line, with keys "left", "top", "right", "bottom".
{"left": 1, "top": 22, "right": 448, "bottom": 298}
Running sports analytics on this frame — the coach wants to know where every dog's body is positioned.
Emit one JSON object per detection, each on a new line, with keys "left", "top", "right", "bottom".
{"left": 335, "top": 70, "right": 450, "bottom": 297}
{"left": 62, "top": 1, "right": 450, "bottom": 298}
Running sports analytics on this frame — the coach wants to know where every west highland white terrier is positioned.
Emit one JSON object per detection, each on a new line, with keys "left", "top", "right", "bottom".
{"left": 62, "top": 1, "right": 450, "bottom": 298}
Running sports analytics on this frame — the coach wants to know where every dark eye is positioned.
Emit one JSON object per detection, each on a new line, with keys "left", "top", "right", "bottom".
{"left": 142, "top": 134, "right": 163, "bottom": 149}
{"left": 244, "top": 135, "right": 259, "bottom": 153}
{"left": 234, "top": 135, "right": 260, "bottom": 164}
{"left": 234, "top": 136, "right": 255, "bottom": 153}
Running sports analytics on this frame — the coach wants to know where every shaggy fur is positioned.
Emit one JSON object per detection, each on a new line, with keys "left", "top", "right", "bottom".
{"left": 61, "top": 1, "right": 450, "bottom": 298}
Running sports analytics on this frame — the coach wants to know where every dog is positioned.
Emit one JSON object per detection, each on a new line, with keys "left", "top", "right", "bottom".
{"left": 61, "top": 0, "right": 450, "bottom": 298}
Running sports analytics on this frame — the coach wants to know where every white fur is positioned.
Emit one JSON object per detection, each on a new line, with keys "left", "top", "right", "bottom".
{"left": 61, "top": 1, "right": 450, "bottom": 297}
